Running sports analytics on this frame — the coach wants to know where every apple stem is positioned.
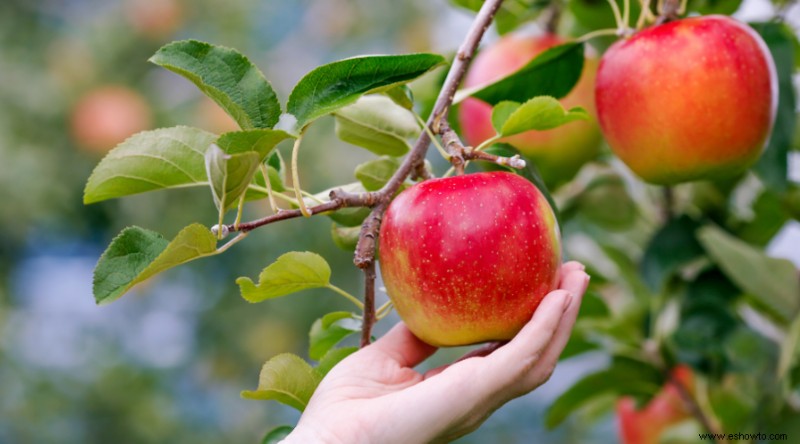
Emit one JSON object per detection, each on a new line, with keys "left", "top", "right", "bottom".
{"left": 662, "top": 186, "right": 674, "bottom": 223}
{"left": 361, "top": 262, "right": 377, "bottom": 347}
{"left": 544, "top": 2, "right": 561, "bottom": 34}
{"left": 656, "top": 0, "right": 681, "bottom": 24}
{"left": 670, "top": 372, "right": 725, "bottom": 443}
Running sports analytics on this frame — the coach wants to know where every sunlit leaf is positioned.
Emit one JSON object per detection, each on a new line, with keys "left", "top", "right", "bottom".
{"left": 150, "top": 40, "right": 281, "bottom": 129}
{"left": 93, "top": 224, "right": 218, "bottom": 304}
{"left": 497, "top": 96, "right": 589, "bottom": 137}
{"left": 237, "top": 252, "right": 332, "bottom": 303}
{"left": 84, "top": 127, "right": 216, "bottom": 204}
{"left": 287, "top": 53, "right": 445, "bottom": 129}
{"left": 241, "top": 353, "right": 321, "bottom": 411}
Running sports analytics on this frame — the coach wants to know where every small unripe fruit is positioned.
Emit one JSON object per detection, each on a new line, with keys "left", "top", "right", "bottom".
{"left": 71, "top": 85, "right": 152, "bottom": 154}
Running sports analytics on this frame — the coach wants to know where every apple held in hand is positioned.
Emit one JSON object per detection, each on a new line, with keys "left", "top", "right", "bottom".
{"left": 596, "top": 15, "right": 777, "bottom": 185}
{"left": 379, "top": 171, "right": 561, "bottom": 347}
{"left": 617, "top": 365, "right": 695, "bottom": 444}
{"left": 459, "top": 34, "right": 602, "bottom": 188}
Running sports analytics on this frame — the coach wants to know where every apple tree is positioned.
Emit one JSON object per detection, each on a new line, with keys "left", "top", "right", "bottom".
{"left": 84, "top": 0, "right": 800, "bottom": 441}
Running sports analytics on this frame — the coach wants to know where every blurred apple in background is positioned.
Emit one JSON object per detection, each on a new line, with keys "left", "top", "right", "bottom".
{"left": 459, "top": 34, "right": 603, "bottom": 189}
{"left": 193, "top": 97, "right": 240, "bottom": 134}
{"left": 125, "top": 0, "right": 185, "bottom": 40}
{"left": 70, "top": 85, "right": 152, "bottom": 154}
{"left": 617, "top": 365, "right": 695, "bottom": 444}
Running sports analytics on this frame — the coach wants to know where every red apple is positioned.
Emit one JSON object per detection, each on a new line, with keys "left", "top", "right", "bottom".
{"left": 459, "top": 34, "right": 602, "bottom": 188}
{"left": 595, "top": 15, "right": 777, "bottom": 184}
{"left": 71, "top": 85, "right": 152, "bottom": 155}
{"left": 617, "top": 365, "right": 695, "bottom": 444}
{"left": 379, "top": 171, "right": 561, "bottom": 346}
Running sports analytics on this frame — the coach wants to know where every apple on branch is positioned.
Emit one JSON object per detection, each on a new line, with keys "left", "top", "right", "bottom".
{"left": 595, "top": 15, "right": 778, "bottom": 185}
{"left": 379, "top": 171, "right": 561, "bottom": 347}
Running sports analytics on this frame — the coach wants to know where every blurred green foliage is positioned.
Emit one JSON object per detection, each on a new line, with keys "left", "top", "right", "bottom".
{"left": 3, "top": 0, "right": 800, "bottom": 443}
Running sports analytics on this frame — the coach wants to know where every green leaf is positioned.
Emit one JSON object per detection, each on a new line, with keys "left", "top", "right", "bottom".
{"left": 491, "top": 101, "right": 520, "bottom": 133}
{"left": 217, "top": 129, "right": 292, "bottom": 158}
{"left": 498, "top": 96, "right": 589, "bottom": 137}
{"left": 316, "top": 347, "right": 358, "bottom": 377}
{"left": 751, "top": 22, "right": 796, "bottom": 192}
{"left": 737, "top": 188, "right": 789, "bottom": 246}
{"left": 237, "top": 252, "right": 332, "bottom": 303}
{"left": 641, "top": 216, "right": 704, "bottom": 292}
{"left": 287, "top": 53, "right": 445, "bottom": 129}
{"left": 83, "top": 127, "right": 217, "bottom": 204}
{"left": 384, "top": 85, "right": 414, "bottom": 110}
{"left": 354, "top": 156, "right": 401, "bottom": 191}
{"left": 93, "top": 224, "right": 218, "bottom": 304}
{"left": 574, "top": 175, "right": 637, "bottom": 231}
{"left": 241, "top": 353, "right": 321, "bottom": 412}
{"left": 331, "top": 224, "right": 361, "bottom": 251}
{"left": 545, "top": 356, "right": 662, "bottom": 428}
{"left": 149, "top": 40, "right": 281, "bottom": 129}
{"left": 205, "top": 144, "right": 261, "bottom": 211}
{"left": 778, "top": 314, "right": 800, "bottom": 380}
{"left": 261, "top": 426, "right": 293, "bottom": 444}
{"left": 458, "top": 42, "right": 585, "bottom": 106}
{"left": 334, "top": 95, "right": 420, "bottom": 156}
{"left": 697, "top": 225, "right": 800, "bottom": 323}
{"left": 309, "top": 312, "right": 361, "bottom": 360}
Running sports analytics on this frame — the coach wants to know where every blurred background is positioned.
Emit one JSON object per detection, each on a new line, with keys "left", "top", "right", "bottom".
{"left": 1, "top": 0, "right": 798, "bottom": 443}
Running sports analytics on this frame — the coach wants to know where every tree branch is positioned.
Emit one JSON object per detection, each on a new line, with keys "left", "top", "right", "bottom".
{"left": 361, "top": 262, "right": 377, "bottom": 347}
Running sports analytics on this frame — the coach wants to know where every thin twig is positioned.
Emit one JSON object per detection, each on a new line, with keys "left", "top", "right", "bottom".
{"left": 656, "top": 0, "right": 681, "bottom": 24}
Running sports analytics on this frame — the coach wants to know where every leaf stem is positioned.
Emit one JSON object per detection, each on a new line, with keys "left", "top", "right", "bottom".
{"left": 577, "top": 28, "right": 621, "bottom": 43}
{"left": 291, "top": 137, "right": 312, "bottom": 217}
{"left": 216, "top": 232, "right": 248, "bottom": 254}
{"left": 234, "top": 194, "right": 246, "bottom": 229}
{"left": 623, "top": 0, "right": 631, "bottom": 28}
{"left": 376, "top": 301, "right": 394, "bottom": 319}
{"left": 327, "top": 284, "right": 365, "bottom": 310}
{"left": 300, "top": 190, "right": 326, "bottom": 204}
{"left": 216, "top": 207, "right": 225, "bottom": 240}
{"left": 414, "top": 112, "right": 450, "bottom": 161}
{"left": 607, "top": 0, "right": 625, "bottom": 30}
{"left": 474, "top": 135, "right": 501, "bottom": 152}
{"left": 260, "top": 164, "right": 280, "bottom": 213}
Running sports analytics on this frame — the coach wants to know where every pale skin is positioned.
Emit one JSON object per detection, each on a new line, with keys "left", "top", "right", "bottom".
{"left": 282, "top": 261, "right": 590, "bottom": 444}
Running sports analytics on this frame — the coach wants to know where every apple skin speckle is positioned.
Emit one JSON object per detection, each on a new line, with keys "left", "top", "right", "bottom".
{"left": 379, "top": 171, "right": 561, "bottom": 347}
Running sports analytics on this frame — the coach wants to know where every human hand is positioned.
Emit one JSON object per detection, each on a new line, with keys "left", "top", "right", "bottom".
{"left": 282, "top": 261, "right": 590, "bottom": 444}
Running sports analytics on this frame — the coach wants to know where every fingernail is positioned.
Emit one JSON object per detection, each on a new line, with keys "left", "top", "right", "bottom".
{"left": 563, "top": 291, "right": 573, "bottom": 311}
